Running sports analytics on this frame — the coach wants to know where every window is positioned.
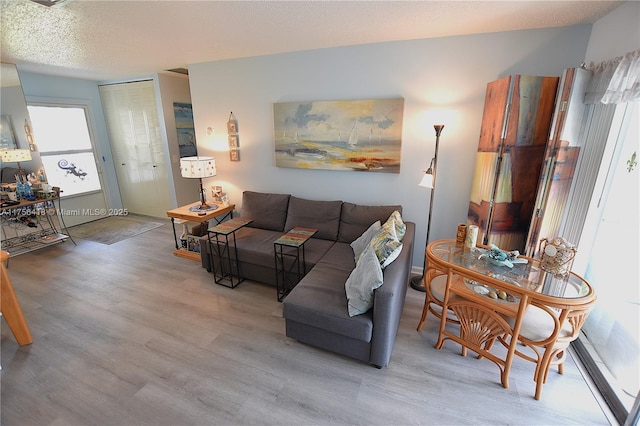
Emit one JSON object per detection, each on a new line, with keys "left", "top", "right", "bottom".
{"left": 572, "top": 100, "right": 639, "bottom": 423}
{"left": 27, "top": 104, "right": 102, "bottom": 197}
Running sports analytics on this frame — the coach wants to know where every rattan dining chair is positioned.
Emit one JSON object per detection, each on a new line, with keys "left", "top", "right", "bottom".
{"left": 505, "top": 297, "right": 597, "bottom": 399}
{"left": 417, "top": 267, "right": 460, "bottom": 331}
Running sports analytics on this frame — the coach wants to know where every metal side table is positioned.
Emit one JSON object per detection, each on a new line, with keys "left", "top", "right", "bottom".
{"left": 207, "top": 217, "right": 253, "bottom": 288}
{"left": 273, "top": 227, "right": 317, "bottom": 301}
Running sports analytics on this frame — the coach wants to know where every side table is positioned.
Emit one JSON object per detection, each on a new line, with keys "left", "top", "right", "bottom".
{"left": 166, "top": 201, "right": 235, "bottom": 261}
{"left": 207, "top": 217, "right": 253, "bottom": 288}
{"left": 274, "top": 227, "right": 317, "bottom": 301}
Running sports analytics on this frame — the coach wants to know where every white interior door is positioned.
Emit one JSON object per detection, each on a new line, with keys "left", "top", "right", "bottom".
{"left": 99, "top": 80, "right": 172, "bottom": 218}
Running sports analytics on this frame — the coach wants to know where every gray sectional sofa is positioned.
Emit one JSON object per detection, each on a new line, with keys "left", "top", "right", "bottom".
{"left": 200, "top": 190, "right": 415, "bottom": 368}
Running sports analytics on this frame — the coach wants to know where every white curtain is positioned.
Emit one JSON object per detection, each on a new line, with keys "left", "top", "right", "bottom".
{"left": 585, "top": 49, "right": 640, "bottom": 104}
{"left": 565, "top": 50, "right": 640, "bottom": 245}
{"left": 572, "top": 49, "right": 640, "bottom": 423}
{"left": 561, "top": 103, "right": 616, "bottom": 249}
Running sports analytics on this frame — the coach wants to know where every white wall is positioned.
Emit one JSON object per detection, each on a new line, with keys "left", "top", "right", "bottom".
{"left": 156, "top": 72, "right": 200, "bottom": 207}
{"left": 0, "top": 85, "right": 30, "bottom": 150}
{"left": 585, "top": 1, "right": 640, "bottom": 64}
{"left": 19, "top": 71, "right": 123, "bottom": 213}
{"left": 188, "top": 25, "right": 592, "bottom": 270}
{"left": 19, "top": 71, "right": 199, "bottom": 221}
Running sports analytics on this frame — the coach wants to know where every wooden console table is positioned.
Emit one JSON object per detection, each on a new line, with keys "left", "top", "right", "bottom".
{"left": 166, "top": 201, "right": 235, "bottom": 261}
{"left": 418, "top": 239, "right": 596, "bottom": 400}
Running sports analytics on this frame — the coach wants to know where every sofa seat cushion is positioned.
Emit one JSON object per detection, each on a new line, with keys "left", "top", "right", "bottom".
{"left": 316, "top": 241, "right": 357, "bottom": 271}
{"left": 338, "top": 202, "right": 403, "bottom": 243}
{"left": 284, "top": 196, "right": 343, "bottom": 241}
{"left": 242, "top": 191, "right": 290, "bottom": 231}
{"left": 220, "top": 227, "right": 282, "bottom": 269}
{"left": 282, "top": 263, "right": 373, "bottom": 342}
{"left": 228, "top": 227, "right": 334, "bottom": 269}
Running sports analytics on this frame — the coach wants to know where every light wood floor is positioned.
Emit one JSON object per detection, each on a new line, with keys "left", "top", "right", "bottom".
{"left": 1, "top": 222, "right": 611, "bottom": 425}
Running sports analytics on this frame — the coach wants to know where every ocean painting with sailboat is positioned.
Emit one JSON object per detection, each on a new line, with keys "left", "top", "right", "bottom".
{"left": 273, "top": 98, "right": 404, "bottom": 173}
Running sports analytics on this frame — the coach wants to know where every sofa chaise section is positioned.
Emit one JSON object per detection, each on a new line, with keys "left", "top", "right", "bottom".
{"left": 198, "top": 190, "right": 415, "bottom": 367}
{"left": 282, "top": 221, "right": 415, "bottom": 368}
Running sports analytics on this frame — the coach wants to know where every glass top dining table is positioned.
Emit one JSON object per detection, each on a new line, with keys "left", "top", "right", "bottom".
{"left": 427, "top": 239, "right": 593, "bottom": 301}
{"left": 422, "top": 239, "right": 597, "bottom": 400}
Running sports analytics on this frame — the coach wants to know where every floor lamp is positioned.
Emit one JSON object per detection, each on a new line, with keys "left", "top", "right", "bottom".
{"left": 410, "top": 124, "right": 444, "bottom": 292}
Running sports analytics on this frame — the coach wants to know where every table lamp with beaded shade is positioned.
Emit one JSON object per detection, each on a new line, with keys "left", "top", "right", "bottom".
{"left": 180, "top": 156, "right": 217, "bottom": 212}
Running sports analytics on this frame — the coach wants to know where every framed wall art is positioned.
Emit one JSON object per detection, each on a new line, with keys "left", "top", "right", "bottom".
{"left": 228, "top": 134, "right": 238, "bottom": 148}
{"left": 273, "top": 98, "right": 404, "bottom": 173}
{"left": 0, "top": 115, "right": 17, "bottom": 150}
{"left": 227, "top": 112, "right": 240, "bottom": 161}
{"left": 227, "top": 112, "right": 238, "bottom": 135}
{"left": 187, "top": 234, "right": 201, "bottom": 253}
{"left": 173, "top": 103, "right": 197, "bottom": 158}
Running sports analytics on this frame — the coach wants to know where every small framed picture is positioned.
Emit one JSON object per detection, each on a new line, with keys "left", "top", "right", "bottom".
{"left": 227, "top": 114, "right": 238, "bottom": 135}
{"left": 187, "top": 235, "right": 201, "bottom": 253}
{"left": 212, "top": 185, "right": 223, "bottom": 199}
{"left": 230, "top": 149, "right": 240, "bottom": 162}
{"left": 228, "top": 134, "right": 239, "bottom": 148}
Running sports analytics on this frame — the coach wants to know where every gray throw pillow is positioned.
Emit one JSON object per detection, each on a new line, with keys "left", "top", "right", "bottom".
{"left": 345, "top": 245, "right": 384, "bottom": 317}
{"left": 350, "top": 220, "right": 381, "bottom": 263}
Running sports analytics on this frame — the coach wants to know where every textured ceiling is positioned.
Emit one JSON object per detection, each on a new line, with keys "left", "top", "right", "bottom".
{"left": 0, "top": 0, "right": 623, "bottom": 82}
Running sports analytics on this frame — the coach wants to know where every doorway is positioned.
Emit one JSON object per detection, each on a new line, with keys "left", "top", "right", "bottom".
{"left": 27, "top": 103, "right": 109, "bottom": 227}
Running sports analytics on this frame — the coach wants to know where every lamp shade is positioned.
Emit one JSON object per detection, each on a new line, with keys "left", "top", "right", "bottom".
{"left": 418, "top": 169, "right": 434, "bottom": 189}
{"left": 0, "top": 149, "right": 32, "bottom": 163}
{"left": 180, "top": 156, "right": 216, "bottom": 178}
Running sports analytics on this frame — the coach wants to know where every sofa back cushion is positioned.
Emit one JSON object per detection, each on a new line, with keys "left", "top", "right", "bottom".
{"left": 284, "top": 196, "right": 343, "bottom": 240}
{"left": 242, "top": 191, "right": 290, "bottom": 231}
{"left": 338, "top": 202, "right": 403, "bottom": 243}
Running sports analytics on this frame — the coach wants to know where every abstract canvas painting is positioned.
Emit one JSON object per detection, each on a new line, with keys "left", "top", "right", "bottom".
{"left": 173, "top": 102, "right": 197, "bottom": 158}
{"left": 273, "top": 98, "right": 404, "bottom": 173}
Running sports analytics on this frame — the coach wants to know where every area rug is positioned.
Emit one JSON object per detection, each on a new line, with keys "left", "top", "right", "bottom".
{"left": 68, "top": 215, "right": 165, "bottom": 245}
